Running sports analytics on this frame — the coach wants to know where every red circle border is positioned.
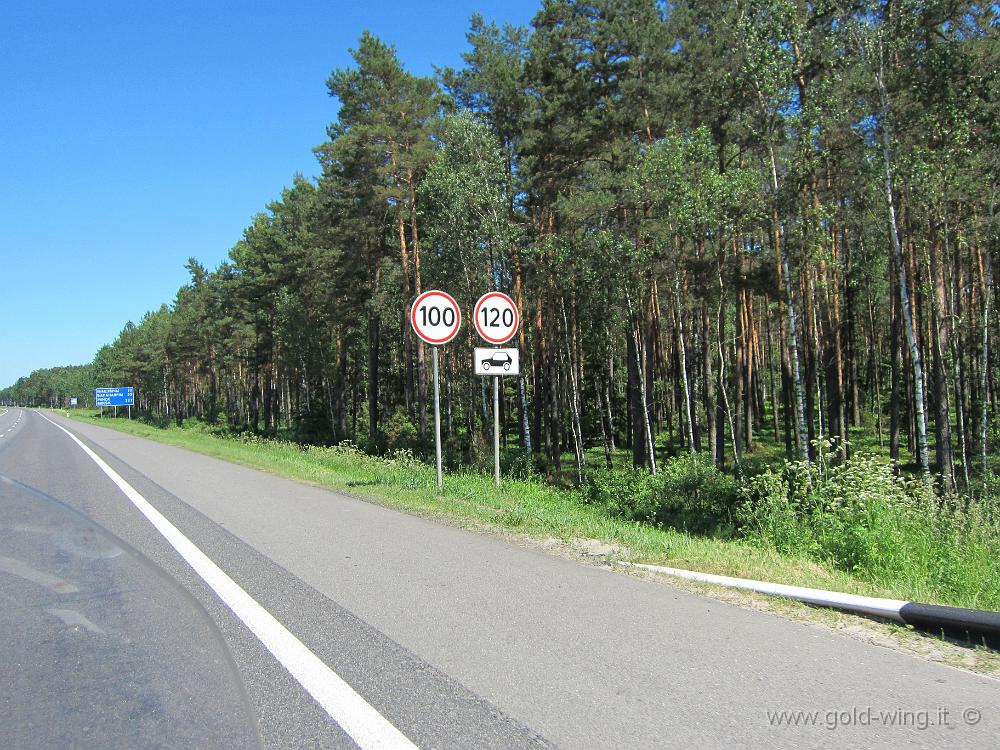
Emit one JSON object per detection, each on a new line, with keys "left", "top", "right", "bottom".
{"left": 474, "top": 291, "right": 519, "bottom": 345}
{"left": 410, "top": 290, "right": 462, "bottom": 345}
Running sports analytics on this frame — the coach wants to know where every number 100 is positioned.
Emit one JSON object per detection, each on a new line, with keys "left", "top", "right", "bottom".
{"left": 419, "top": 305, "right": 456, "bottom": 327}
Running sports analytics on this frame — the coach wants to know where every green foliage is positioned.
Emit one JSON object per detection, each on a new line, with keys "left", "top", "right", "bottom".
{"left": 419, "top": 111, "right": 516, "bottom": 293}
{"left": 581, "top": 466, "right": 659, "bottom": 520}
{"left": 503, "top": 450, "right": 543, "bottom": 481}
{"left": 583, "top": 456, "right": 739, "bottom": 535}
{"left": 738, "top": 452, "right": 1000, "bottom": 609}
{"left": 632, "top": 126, "right": 764, "bottom": 246}
{"left": 1, "top": 364, "right": 96, "bottom": 407}
{"left": 581, "top": 447, "right": 1000, "bottom": 609}
{"left": 444, "top": 430, "right": 492, "bottom": 473}
{"left": 385, "top": 407, "right": 419, "bottom": 452}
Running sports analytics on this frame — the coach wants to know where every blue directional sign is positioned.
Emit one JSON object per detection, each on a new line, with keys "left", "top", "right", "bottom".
{"left": 95, "top": 387, "right": 134, "bottom": 407}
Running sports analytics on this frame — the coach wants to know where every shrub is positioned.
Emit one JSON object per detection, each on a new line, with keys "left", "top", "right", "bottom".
{"left": 581, "top": 466, "right": 659, "bottom": 521}
{"left": 385, "top": 407, "right": 418, "bottom": 452}
{"left": 504, "top": 451, "right": 541, "bottom": 480}
{"left": 737, "top": 452, "right": 1000, "bottom": 609}
{"left": 738, "top": 454, "right": 926, "bottom": 568}
{"left": 582, "top": 457, "right": 738, "bottom": 535}
{"left": 650, "top": 456, "right": 739, "bottom": 535}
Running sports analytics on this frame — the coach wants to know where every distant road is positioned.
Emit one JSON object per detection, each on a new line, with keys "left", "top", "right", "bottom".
{"left": 1, "top": 409, "right": 996, "bottom": 748}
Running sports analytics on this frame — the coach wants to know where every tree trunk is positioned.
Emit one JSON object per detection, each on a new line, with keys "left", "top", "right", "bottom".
{"left": 768, "top": 147, "right": 809, "bottom": 461}
{"left": 929, "top": 224, "right": 955, "bottom": 490}
{"left": 626, "top": 285, "right": 657, "bottom": 474}
{"left": 876, "top": 60, "right": 930, "bottom": 478}
{"left": 398, "top": 213, "right": 413, "bottom": 422}
{"left": 368, "top": 260, "right": 382, "bottom": 450}
{"left": 410, "top": 186, "right": 427, "bottom": 443}
{"left": 561, "top": 300, "right": 585, "bottom": 484}
{"left": 676, "top": 274, "right": 696, "bottom": 455}
{"left": 702, "top": 298, "right": 718, "bottom": 465}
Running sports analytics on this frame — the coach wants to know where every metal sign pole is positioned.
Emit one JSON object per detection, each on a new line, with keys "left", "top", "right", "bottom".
{"left": 472, "top": 290, "right": 519, "bottom": 492}
{"left": 433, "top": 346, "right": 443, "bottom": 491}
{"left": 493, "top": 375, "right": 500, "bottom": 489}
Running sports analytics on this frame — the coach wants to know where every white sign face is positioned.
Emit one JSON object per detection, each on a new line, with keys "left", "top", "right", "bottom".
{"left": 410, "top": 289, "right": 462, "bottom": 345}
{"left": 475, "top": 347, "right": 520, "bottom": 376}
{"left": 474, "top": 291, "right": 519, "bottom": 345}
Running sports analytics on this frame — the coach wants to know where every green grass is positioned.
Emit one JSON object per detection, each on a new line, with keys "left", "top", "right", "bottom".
{"left": 58, "top": 409, "right": 999, "bottom": 613}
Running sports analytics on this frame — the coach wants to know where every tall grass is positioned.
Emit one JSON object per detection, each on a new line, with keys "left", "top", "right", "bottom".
{"left": 737, "top": 453, "right": 1000, "bottom": 610}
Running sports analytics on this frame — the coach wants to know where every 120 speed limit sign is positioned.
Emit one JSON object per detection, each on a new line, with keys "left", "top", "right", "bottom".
{"left": 410, "top": 289, "right": 462, "bottom": 345}
{"left": 474, "top": 291, "right": 519, "bottom": 345}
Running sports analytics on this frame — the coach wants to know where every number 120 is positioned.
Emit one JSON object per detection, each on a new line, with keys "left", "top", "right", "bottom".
{"left": 480, "top": 307, "right": 514, "bottom": 328}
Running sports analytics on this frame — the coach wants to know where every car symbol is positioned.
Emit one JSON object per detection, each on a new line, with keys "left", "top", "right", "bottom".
{"left": 481, "top": 351, "right": 512, "bottom": 371}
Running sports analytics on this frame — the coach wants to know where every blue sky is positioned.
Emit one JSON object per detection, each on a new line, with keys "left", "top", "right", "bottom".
{"left": 0, "top": 0, "right": 539, "bottom": 389}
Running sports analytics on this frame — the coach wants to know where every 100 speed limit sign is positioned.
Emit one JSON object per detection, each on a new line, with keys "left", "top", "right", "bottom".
{"left": 410, "top": 289, "right": 462, "bottom": 345}
{"left": 474, "top": 291, "right": 519, "bottom": 345}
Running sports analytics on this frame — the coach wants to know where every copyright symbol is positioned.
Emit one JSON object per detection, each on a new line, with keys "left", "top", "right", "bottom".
{"left": 963, "top": 708, "right": 981, "bottom": 725}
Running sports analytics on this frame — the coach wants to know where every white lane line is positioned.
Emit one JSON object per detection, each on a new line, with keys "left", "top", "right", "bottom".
{"left": 37, "top": 412, "right": 418, "bottom": 750}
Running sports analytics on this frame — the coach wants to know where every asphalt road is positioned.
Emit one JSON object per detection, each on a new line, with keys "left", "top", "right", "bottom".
{"left": 1, "top": 407, "right": 996, "bottom": 748}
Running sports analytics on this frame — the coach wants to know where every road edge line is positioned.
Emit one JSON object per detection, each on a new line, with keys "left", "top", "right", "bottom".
{"left": 36, "top": 411, "right": 419, "bottom": 750}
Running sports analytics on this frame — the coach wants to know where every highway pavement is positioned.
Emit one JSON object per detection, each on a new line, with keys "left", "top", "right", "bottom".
{"left": 0, "top": 407, "right": 996, "bottom": 748}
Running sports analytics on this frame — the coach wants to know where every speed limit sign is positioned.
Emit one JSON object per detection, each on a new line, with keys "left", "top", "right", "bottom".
{"left": 474, "top": 291, "right": 519, "bottom": 345}
{"left": 411, "top": 289, "right": 462, "bottom": 345}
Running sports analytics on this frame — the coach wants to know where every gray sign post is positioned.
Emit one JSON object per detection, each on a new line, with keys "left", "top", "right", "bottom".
{"left": 473, "top": 291, "right": 521, "bottom": 489}
{"left": 474, "top": 348, "right": 520, "bottom": 487}
{"left": 433, "top": 347, "right": 443, "bottom": 490}
{"left": 410, "top": 290, "right": 462, "bottom": 491}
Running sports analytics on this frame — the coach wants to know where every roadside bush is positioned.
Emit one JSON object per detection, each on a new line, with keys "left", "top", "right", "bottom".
{"left": 443, "top": 430, "right": 490, "bottom": 471}
{"left": 385, "top": 407, "right": 418, "bottom": 452}
{"left": 975, "top": 470, "right": 1000, "bottom": 502}
{"left": 504, "top": 451, "right": 541, "bottom": 480}
{"left": 651, "top": 456, "right": 739, "bottom": 535}
{"left": 582, "top": 457, "right": 738, "bottom": 535}
{"left": 581, "top": 466, "right": 659, "bottom": 521}
{"left": 737, "top": 452, "right": 1000, "bottom": 609}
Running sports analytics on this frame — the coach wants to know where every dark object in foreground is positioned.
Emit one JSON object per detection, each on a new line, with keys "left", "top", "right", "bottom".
{"left": 899, "top": 602, "right": 1000, "bottom": 650}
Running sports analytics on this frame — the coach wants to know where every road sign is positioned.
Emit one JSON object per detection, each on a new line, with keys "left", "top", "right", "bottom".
{"left": 474, "top": 347, "right": 520, "bottom": 376}
{"left": 95, "top": 387, "right": 133, "bottom": 406}
{"left": 474, "top": 291, "right": 519, "bottom": 345}
{"left": 70, "top": 397, "right": 78, "bottom": 407}
{"left": 410, "top": 289, "right": 461, "bottom": 491}
{"left": 410, "top": 290, "right": 462, "bottom": 346}
{"left": 95, "top": 387, "right": 134, "bottom": 407}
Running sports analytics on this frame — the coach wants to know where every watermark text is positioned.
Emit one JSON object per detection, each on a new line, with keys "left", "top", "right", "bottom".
{"left": 766, "top": 705, "right": 982, "bottom": 731}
